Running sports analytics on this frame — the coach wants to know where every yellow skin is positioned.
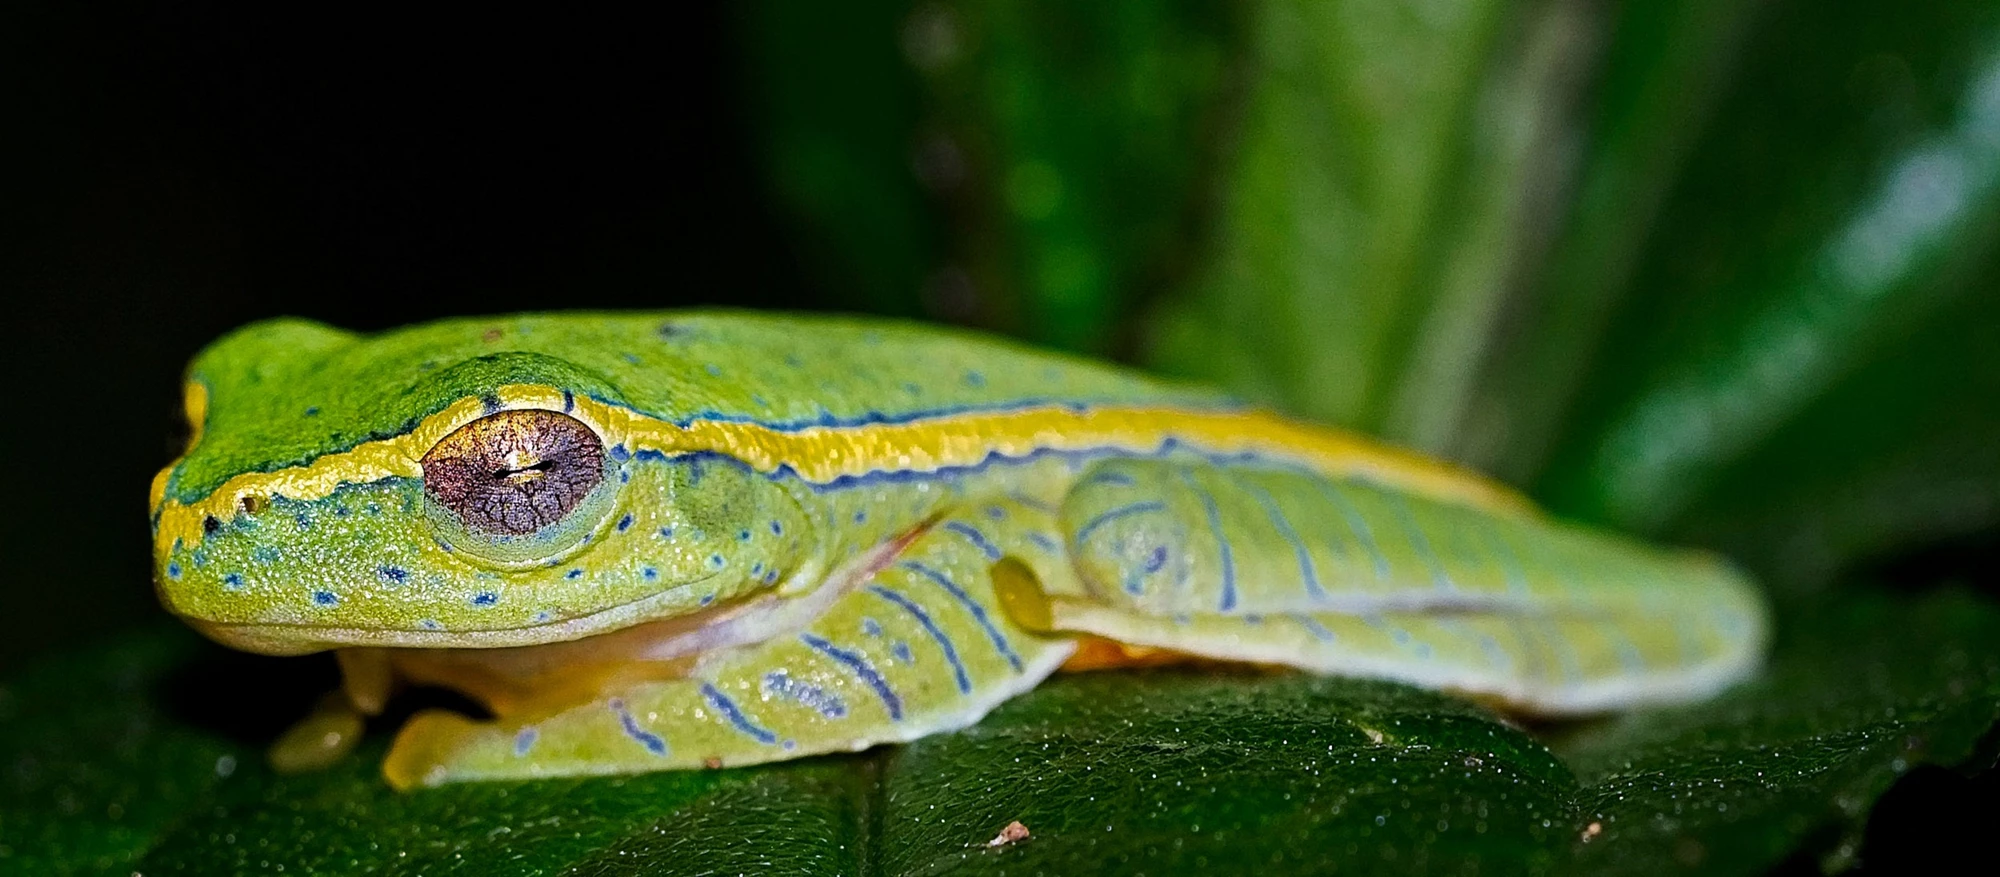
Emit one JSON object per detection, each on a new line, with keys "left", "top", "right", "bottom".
{"left": 151, "top": 311, "right": 1769, "bottom": 788}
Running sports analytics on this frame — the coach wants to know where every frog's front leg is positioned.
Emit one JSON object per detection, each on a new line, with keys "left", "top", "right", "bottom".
{"left": 380, "top": 503, "right": 1076, "bottom": 788}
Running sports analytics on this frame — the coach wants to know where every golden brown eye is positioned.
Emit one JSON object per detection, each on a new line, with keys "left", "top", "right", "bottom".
{"left": 421, "top": 409, "right": 607, "bottom": 536}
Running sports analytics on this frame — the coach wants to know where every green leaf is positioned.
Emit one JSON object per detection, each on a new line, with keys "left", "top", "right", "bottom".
{"left": 8, "top": 587, "right": 1998, "bottom": 874}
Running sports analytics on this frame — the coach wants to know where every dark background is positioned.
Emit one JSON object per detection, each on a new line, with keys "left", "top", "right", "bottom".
{"left": 7, "top": 5, "right": 825, "bottom": 665}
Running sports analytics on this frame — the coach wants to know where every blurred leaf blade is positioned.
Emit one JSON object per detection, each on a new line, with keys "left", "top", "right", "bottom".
{"left": 1533, "top": 1, "right": 2000, "bottom": 533}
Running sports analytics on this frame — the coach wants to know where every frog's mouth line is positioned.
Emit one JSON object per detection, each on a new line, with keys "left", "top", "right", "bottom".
{"left": 181, "top": 573, "right": 736, "bottom": 656}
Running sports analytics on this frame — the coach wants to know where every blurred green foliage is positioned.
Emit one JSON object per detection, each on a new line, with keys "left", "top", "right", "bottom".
{"left": 9, "top": 0, "right": 2000, "bottom": 872}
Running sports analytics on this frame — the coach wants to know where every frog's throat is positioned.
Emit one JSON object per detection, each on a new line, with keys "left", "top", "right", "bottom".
{"left": 151, "top": 383, "right": 1533, "bottom": 557}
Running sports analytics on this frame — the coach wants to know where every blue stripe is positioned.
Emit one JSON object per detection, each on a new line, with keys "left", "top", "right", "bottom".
{"left": 1316, "top": 481, "right": 1393, "bottom": 582}
{"left": 899, "top": 561, "right": 1024, "bottom": 672}
{"left": 1177, "top": 469, "right": 1237, "bottom": 612}
{"left": 1085, "top": 469, "right": 1136, "bottom": 486}
{"left": 1072, "top": 500, "right": 1167, "bottom": 546}
{"left": 700, "top": 683, "right": 779, "bottom": 745}
{"left": 943, "top": 521, "right": 1003, "bottom": 561}
{"left": 609, "top": 698, "right": 668, "bottom": 756}
{"left": 1242, "top": 479, "right": 1325, "bottom": 601}
{"left": 1290, "top": 614, "right": 1337, "bottom": 643}
{"left": 1480, "top": 525, "right": 1533, "bottom": 596}
{"left": 868, "top": 585, "right": 972, "bottom": 694}
{"left": 1385, "top": 492, "right": 1455, "bottom": 592}
{"left": 799, "top": 633, "right": 904, "bottom": 720}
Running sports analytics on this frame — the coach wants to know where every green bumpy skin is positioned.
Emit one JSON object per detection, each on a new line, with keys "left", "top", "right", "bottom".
{"left": 149, "top": 311, "right": 1770, "bottom": 788}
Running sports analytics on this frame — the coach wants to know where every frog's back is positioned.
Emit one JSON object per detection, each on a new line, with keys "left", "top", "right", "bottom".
{"left": 166, "top": 310, "right": 1236, "bottom": 506}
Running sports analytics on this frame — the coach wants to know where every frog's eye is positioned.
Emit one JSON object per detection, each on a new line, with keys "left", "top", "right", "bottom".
{"left": 421, "top": 409, "right": 607, "bottom": 536}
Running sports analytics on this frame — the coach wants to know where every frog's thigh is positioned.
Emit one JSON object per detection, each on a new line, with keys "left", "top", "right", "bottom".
{"left": 1050, "top": 458, "right": 1762, "bottom": 714}
{"left": 384, "top": 506, "right": 1076, "bottom": 788}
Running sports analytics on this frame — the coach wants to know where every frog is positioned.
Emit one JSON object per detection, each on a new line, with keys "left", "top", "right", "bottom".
{"left": 150, "top": 311, "right": 1769, "bottom": 789}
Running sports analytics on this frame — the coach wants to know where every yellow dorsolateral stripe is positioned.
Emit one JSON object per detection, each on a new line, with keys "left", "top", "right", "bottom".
{"left": 153, "top": 384, "right": 1533, "bottom": 556}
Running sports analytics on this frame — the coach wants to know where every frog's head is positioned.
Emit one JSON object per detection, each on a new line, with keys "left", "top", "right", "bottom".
{"left": 150, "top": 316, "right": 814, "bottom": 655}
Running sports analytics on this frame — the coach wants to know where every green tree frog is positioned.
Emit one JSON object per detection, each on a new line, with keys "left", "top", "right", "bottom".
{"left": 150, "top": 311, "right": 1768, "bottom": 788}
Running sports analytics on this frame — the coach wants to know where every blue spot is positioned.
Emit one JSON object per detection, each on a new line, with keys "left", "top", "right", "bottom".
{"left": 752, "top": 394, "right": 771, "bottom": 408}
{"left": 471, "top": 591, "right": 499, "bottom": 606}
{"left": 963, "top": 370, "right": 986, "bottom": 388}
{"left": 533, "top": 611, "right": 551, "bottom": 622}
{"left": 708, "top": 555, "right": 725, "bottom": 569}
{"left": 770, "top": 520, "right": 784, "bottom": 535}
{"left": 617, "top": 514, "right": 634, "bottom": 532}
{"left": 892, "top": 641, "right": 915, "bottom": 664}
{"left": 609, "top": 444, "right": 631, "bottom": 462}
{"left": 700, "top": 683, "right": 778, "bottom": 745}
{"left": 377, "top": 565, "right": 409, "bottom": 585}
{"left": 294, "top": 514, "right": 311, "bottom": 530}
{"left": 222, "top": 572, "right": 244, "bottom": 589}
{"left": 862, "top": 617, "right": 883, "bottom": 637}
{"left": 611, "top": 699, "right": 669, "bottom": 756}
{"left": 566, "top": 568, "right": 584, "bottom": 580}
{"left": 312, "top": 590, "right": 338, "bottom": 606}
{"left": 700, "top": 593, "right": 716, "bottom": 606}
{"left": 763, "top": 568, "right": 780, "bottom": 584}
{"left": 751, "top": 562, "right": 764, "bottom": 575}
{"left": 250, "top": 546, "right": 279, "bottom": 564}
{"left": 333, "top": 506, "right": 349, "bottom": 517}
{"left": 705, "top": 363, "right": 723, "bottom": 377}
{"left": 166, "top": 562, "right": 182, "bottom": 580}
{"left": 620, "top": 470, "right": 630, "bottom": 483}
{"left": 902, "top": 382, "right": 923, "bottom": 396}
{"left": 901, "top": 561, "right": 1023, "bottom": 672}
{"left": 1244, "top": 614, "right": 1264, "bottom": 625}
{"left": 658, "top": 526, "right": 675, "bottom": 538}
{"left": 1392, "top": 628, "right": 1412, "bottom": 645}
{"left": 799, "top": 633, "right": 902, "bottom": 721}
{"left": 984, "top": 505, "right": 1007, "bottom": 520}
{"left": 622, "top": 352, "right": 641, "bottom": 364}
{"left": 513, "top": 728, "right": 538, "bottom": 756}
{"left": 869, "top": 585, "right": 972, "bottom": 694}
{"left": 737, "top": 529, "right": 751, "bottom": 542}
{"left": 853, "top": 511, "right": 867, "bottom": 523}
{"left": 785, "top": 354, "right": 803, "bottom": 368}
{"left": 303, "top": 406, "right": 319, "bottom": 417}
{"left": 1142, "top": 545, "right": 1168, "bottom": 573}
{"left": 642, "top": 567, "right": 658, "bottom": 581}
{"left": 419, "top": 618, "right": 442, "bottom": 630}
{"left": 1028, "top": 532, "right": 1060, "bottom": 553}
{"left": 943, "top": 521, "right": 1002, "bottom": 561}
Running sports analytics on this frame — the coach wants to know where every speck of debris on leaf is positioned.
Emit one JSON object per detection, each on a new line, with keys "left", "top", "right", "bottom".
{"left": 986, "top": 821, "right": 1031, "bottom": 847}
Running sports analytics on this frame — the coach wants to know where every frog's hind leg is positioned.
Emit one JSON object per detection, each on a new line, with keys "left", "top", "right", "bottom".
{"left": 382, "top": 503, "right": 1076, "bottom": 787}
{"left": 1036, "top": 458, "right": 1768, "bottom": 715}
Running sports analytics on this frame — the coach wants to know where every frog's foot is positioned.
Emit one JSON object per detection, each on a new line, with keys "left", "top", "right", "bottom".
{"left": 269, "top": 691, "right": 369, "bottom": 773}
{"left": 383, "top": 504, "right": 1076, "bottom": 787}
{"left": 1044, "top": 458, "right": 1768, "bottom": 714}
